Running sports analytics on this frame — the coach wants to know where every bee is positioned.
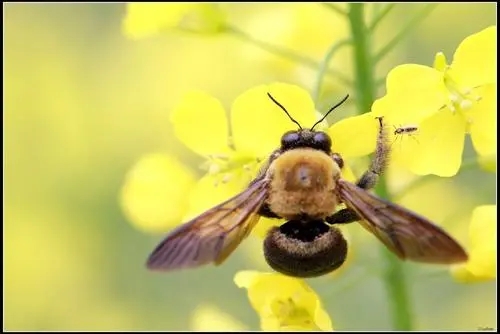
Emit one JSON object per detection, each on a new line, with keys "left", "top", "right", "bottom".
{"left": 146, "top": 93, "right": 468, "bottom": 278}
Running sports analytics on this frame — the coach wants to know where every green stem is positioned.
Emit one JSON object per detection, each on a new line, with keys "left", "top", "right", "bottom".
{"left": 348, "top": 3, "right": 413, "bottom": 330}
{"left": 348, "top": 4, "right": 375, "bottom": 114}
{"left": 226, "top": 25, "right": 351, "bottom": 86}
{"left": 375, "top": 177, "right": 414, "bottom": 330}
{"left": 313, "top": 38, "right": 352, "bottom": 105}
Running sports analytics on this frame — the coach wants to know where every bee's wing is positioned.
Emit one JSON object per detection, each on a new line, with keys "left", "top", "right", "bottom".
{"left": 146, "top": 177, "right": 269, "bottom": 271}
{"left": 338, "top": 179, "right": 468, "bottom": 264}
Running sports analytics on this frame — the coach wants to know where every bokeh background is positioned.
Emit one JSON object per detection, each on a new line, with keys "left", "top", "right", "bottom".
{"left": 4, "top": 3, "right": 496, "bottom": 331}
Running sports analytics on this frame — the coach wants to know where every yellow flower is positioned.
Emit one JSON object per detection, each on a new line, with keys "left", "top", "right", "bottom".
{"left": 451, "top": 205, "right": 496, "bottom": 283}
{"left": 119, "top": 153, "right": 196, "bottom": 233}
{"left": 359, "top": 26, "right": 496, "bottom": 177}
{"left": 122, "top": 3, "right": 226, "bottom": 39}
{"left": 234, "top": 271, "right": 333, "bottom": 331}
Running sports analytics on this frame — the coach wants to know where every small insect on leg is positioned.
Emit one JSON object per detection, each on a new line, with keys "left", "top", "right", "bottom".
{"left": 356, "top": 116, "right": 391, "bottom": 190}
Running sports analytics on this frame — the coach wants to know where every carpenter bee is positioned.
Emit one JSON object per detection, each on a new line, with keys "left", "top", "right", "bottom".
{"left": 146, "top": 93, "right": 468, "bottom": 278}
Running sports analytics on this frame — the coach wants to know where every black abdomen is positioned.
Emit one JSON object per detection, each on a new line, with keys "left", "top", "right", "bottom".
{"left": 263, "top": 219, "right": 348, "bottom": 278}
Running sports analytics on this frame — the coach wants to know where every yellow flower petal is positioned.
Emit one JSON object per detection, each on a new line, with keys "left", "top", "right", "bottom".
{"left": 252, "top": 217, "right": 283, "bottom": 239}
{"left": 389, "top": 123, "right": 424, "bottom": 173}
{"left": 170, "top": 90, "right": 230, "bottom": 157}
{"left": 184, "top": 172, "right": 251, "bottom": 220}
{"left": 400, "top": 109, "right": 466, "bottom": 176}
{"left": 467, "top": 84, "right": 497, "bottom": 157}
{"left": 314, "top": 305, "right": 334, "bottom": 332}
{"left": 190, "top": 304, "right": 248, "bottom": 331}
{"left": 234, "top": 270, "right": 261, "bottom": 289}
{"left": 234, "top": 271, "right": 333, "bottom": 331}
{"left": 340, "top": 162, "right": 357, "bottom": 183}
{"left": 373, "top": 64, "right": 449, "bottom": 122}
{"left": 451, "top": 205, "right": 496, "bottom": 282}
{"left": 120, "top": 153, "right": 196, "bottom": 233}
{"left": 328, "top": 112, "right": 378, "bottom": 158}
{"left": 123, "top": 3, "right": 195, "bottom": 39}
{"left": 231, "top": 83, "right": 317, "bottom": 157}
{"left": 450, "top": 26, "right": 497, "bottom": 88}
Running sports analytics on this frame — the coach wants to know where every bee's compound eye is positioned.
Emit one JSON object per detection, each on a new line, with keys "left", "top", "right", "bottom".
{"left": 332, "top": 153, "right": 344, "bottom": 169}
{"left": 312, "top": 131, "right": 332, "bottom": 152}
{"left": 281, "top": 131, "right": 301, "bottom": 150}
{"left": 263, "top": 220, "right": 347, "bottom": 278}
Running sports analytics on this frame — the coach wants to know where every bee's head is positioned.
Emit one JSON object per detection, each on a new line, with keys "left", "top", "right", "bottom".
{"left": 266, "top": 92, "right": 349, "bottom": 154}
{"left": 280, "top": 129, "right": 332, "bottom": 153}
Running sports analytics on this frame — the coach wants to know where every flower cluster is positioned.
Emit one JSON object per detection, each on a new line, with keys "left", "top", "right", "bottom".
{"left": 367, "top": 26, "right": 496, "bottom": 177}
{"left": 121, "top": 4, "right": 496, "bottom": 328}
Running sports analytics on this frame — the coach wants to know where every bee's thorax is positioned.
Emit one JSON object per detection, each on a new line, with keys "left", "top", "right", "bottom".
{"left": 267, "top": 148, "right": 340, "bottom": 220}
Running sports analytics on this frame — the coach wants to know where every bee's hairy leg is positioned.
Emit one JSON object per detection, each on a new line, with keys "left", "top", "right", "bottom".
{"left": 356, "top": 116, "right": 391, "bottom": 190}
{"left": 325, "top": 208, "right": 359, "bottom": 225}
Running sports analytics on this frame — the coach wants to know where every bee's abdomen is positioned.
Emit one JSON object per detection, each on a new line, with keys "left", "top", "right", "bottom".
{"left": 263, "top": 220, "right": 347, "bottom": 278}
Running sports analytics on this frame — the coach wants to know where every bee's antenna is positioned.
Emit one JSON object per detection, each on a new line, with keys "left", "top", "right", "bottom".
{"left": 311, "top": 94, "right": 349, "bottom": 130}
{"left": 267, "top": 92, "right": 303, "bottom": 130}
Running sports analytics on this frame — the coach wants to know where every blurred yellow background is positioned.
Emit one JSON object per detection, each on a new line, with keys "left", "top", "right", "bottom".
{"left": 4, "top": 3, "right": 496, "bottom": 331}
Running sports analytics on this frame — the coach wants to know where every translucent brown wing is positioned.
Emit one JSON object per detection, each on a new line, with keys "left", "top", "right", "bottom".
{"left": 338, "top": 179, "right": 468, "bottom": 264}
{"left": 146, "top": 177, "right": 269, "bottom": 271}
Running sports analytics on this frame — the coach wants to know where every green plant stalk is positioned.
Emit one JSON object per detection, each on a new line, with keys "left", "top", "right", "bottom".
{"left": 347, "top": 4, "right": 375, "bottom": 114}
{"left": 347, "top": 3, "right": 413, "bottom": 330}
{"left": 374, "top": 176, "right": 414, "bottom": 330}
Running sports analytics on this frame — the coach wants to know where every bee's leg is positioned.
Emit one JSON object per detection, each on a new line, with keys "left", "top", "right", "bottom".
{"left": 258, "top": 203, "right": 282, "bottom": 219}
{"left": 325, "top": 208, "right": 359, "bottom": 225}
{"left": 327, "top": 117, "right": 390, "bottom": 226}
{"left": 356, "top": 116, "right": 390, "bottom": 190}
